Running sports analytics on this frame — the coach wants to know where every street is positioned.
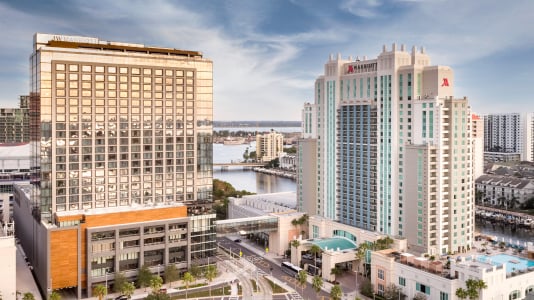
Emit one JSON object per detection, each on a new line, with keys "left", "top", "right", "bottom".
{"left": 217, "top": 237, "right": 331, "bottom": 300}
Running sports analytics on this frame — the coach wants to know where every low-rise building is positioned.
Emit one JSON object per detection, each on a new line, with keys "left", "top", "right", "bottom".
{"left": 278, "top": 152, "right": 296, "bottom": 171}
{"left": 371, "top": 249, "right": 534, "bottom": 300}
{"left": 0, "top": 222, "right": 16, "bottom": 299}
{"left": 475, "top": 175, "right": 534, "bottom": 207}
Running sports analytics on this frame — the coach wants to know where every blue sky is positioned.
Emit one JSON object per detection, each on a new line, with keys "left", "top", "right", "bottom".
{"left": 0, "top": 0, "right": 533, "bottom": 120}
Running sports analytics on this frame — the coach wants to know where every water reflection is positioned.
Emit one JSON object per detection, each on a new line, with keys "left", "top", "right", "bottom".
{"left": 213, "top": 169, "right": 295, "bottom": 194}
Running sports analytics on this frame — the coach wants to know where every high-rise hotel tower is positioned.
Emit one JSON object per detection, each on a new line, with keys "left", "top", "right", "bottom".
{"left": 14, "top": 33, "right": 215, "bottom": 298}
{"left": 298, "top": 44, "right": 474, "bottom": 255}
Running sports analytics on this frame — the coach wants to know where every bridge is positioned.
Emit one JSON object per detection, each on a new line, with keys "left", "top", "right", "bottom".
{"left": 213, "top": 162, "right": 266, "bottom": 169}
{"left": 215, "top": 215, "right": 278, "bottom": 237}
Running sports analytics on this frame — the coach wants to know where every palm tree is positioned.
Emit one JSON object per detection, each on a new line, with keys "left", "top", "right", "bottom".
{"left": 354, "top": 245, "right": 366, "bottom": 283}
{"left": 310, "top": 244, "right": 322, "bottom": 269}
{"left": 204, "top": 265, "right": 218, "bottom": 297}
{"left": 357, "top": 243, "right": 370, "bottom": 278}
{"left": 474, "top": 279, "right": 488, "bottom": 299}
{"left": 330, "top": 284, "right": 342, "bottom": 300}
{"left": 312, "top": 275, "right": 323, "bottom": 293}
{"left": 456, "top": 287, "right": 469, "bottom": 300}
{"left": 22, "top": 292, "right": 35, "bottom": 300}
{"left": 330, "top": 266, "right": 342, "bottom": 282}
{"left": 297, "top": 270, "right": 307, "bottom": 294}
{"left": 93, "top": 284, "right": 107, "bottom": 300}
{"left": 49, "top": 291, "right": 61, "bottom": 300}
{"left": 182, "top": 272, "right": 195, "bottom": 299}
{"left": 122, "top": 282, "right": 135, "bottom": 299}
{"left": 149, "top": 276, "right": 163, "bottom": 294}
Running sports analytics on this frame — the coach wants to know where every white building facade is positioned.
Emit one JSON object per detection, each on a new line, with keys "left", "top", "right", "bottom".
{"left": 256, "top": 130, "right": 284, "bottom": 162}
{"left": 483, "top": 113, "right": 534, "bottom": 162}
{"left": 299, "top": 44, "right": 474, "bottom": 255}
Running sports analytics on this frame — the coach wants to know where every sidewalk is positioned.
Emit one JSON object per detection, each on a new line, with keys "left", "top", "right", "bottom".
{"left": 84, "top": 261, "right": 238, "bottom": 300}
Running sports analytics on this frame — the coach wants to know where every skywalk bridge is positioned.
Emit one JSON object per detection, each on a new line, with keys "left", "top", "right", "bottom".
{"left": 215, "top": 215, "right": 278, "bottom": 237}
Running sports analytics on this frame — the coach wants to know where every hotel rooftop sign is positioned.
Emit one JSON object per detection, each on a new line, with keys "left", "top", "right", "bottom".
{"left": 346, "top": 62, "right": 377, "bottom": 74}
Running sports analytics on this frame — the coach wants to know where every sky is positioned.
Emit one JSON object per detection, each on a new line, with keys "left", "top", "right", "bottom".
{"left": 0, "top": 0, "right": 533, "bottom": 121}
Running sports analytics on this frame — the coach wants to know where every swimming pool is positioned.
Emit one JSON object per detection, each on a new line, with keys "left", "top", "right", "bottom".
{"left": 477, "top": 254, "right": 534, "bottom": 273}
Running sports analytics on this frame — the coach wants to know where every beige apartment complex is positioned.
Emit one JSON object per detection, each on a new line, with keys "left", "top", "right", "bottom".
{"left": 256, "top": 130, "right": 284, "bottom": 162}
{"left": 14, "top": 33, "right": 215, "bottom": 298}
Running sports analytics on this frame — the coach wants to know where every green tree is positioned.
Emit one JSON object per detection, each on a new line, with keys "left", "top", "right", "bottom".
{"left": 330, "top": 266, "right": 342, "bottom": 282}
{"left": 145, "top": 293, "right": 171, "bottom": 300}
{"left": 137, "top": 265, "right": 153, "bottom": 291}
{"left": 92, "top": 284, "right": 107, "bottom": 300}
{"left": 122, "top": 282, "right": 135, "bottom": 299}
{"left": 290, "top": 239, "right": 301, "bottom": 262}
{"left": 150, "top": 276, "right": 163, "bottom": 294}
{"left": 49, "top": 291, "right": 61, "bottom": 300}
{"left": 359, "top": 278, "right": 374, "bottom": 298}
{"left": 182, "top": 272, "right": 195, "bottom": 299}
{"left": 473, "top": 279, "right": 488, "bottom": 299}
{"left": 205, "top": 264, "right": 218, "bottom": 296}
{"left": 297, "top": 270, "right": 307, "bottom": 294}
{"left": 310, "top": 244, "right": 322, "bottom": 269}
{"left": 285, "top": 146, "right": 297, "bottom": 154}
{"left": 312, "top": 275, "right": 323, "bottom": 293}
{"left": 354, "top": 245, "right": 366, "bottom": 283}
{"left": 413, "top": 293, "right": 427, "bottom": 300}
{"left": 190, "top": 264, "right": 202, "bottom": 284}
{"left": 114, "top": 272, "right": 128, "bottom": 294}
{"left": 22, "top": 292, "right": 35, "bottom": 300}
{"left": 164, "top": 264, "right": 180, "bottom": 288}
{"left": 383, "top": 284, "right": 402, "bottom": 300}
{"left": 330, "top": 284, "right": 342, "bottom": 300}
{"left": 456, "top": 288, "right": 469, "bottom": 300}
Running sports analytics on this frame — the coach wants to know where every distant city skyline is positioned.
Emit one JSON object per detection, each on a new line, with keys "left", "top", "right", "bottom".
{"left": 0, "top": 0, "right": 533, "bottom": 120}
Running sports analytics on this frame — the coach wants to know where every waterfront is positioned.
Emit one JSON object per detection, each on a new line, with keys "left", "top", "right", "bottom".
{"left": 213, "top": 142, "right": 296, "bottom": 194}
{"left": 213, "top": 142, "right": 534, "bottom": 243}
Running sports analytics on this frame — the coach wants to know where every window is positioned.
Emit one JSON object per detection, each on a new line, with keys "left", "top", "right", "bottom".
{"left": 398, "top": 277, "right": 406, "bottom": 286}
{"left": 378, "top": 269, "right": 385, "bottom": 280}
{"left": 509, "top": 290, "right": 520, "bottom": 300}
{"left": 416, "top": 282, "right": 430, "bottom": 295}
{"left": 440, "top": 292, "right": 449, "bottom": 300}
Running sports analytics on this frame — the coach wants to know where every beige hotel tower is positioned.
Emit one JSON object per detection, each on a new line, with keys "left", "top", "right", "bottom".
{"left": 14, "top": 33, "right": 215, "bottom": 298}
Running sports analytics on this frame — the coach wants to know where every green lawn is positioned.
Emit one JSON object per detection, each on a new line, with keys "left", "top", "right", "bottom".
{"left": 264, "top": 277, "right": 287, "bottom": 294}
{"left": 172, "top": 285, "right": 241, "bottom": 299}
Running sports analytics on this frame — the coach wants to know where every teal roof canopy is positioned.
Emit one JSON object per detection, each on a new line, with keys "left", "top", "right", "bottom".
{"left": 308, "top": 237, "right": 357, "bottom": 251}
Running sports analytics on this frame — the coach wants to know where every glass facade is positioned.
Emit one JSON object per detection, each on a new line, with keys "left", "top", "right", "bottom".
{"left": 30, "top": 39, "right": 213, "bottom": 222}
{"left": 337, "top": 104, "right": 377, "bottom": 231}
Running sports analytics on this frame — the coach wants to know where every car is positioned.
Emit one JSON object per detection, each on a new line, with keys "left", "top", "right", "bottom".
{"left": 159, "top": 288, "right": 167, "bottom": 294}
{"left": 115, "top": 295, "right": 128, "bottom": 300}
{"left": 234, "top": 239, "right": 242, "bottom": 243}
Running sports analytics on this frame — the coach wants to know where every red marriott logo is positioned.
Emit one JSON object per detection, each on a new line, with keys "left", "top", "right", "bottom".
{"left": 441, "top": 78, "right": 450, "bottom": 87}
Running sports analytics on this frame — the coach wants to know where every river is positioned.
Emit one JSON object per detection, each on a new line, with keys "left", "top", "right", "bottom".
{"left": 212, "top": 130, "right": 533, "bottom": 244}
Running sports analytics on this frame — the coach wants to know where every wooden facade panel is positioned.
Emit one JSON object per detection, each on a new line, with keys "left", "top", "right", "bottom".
{"left": 84, "top": 206, "right": 187, "bottom": 227}
{"left": 50, "top": 229, "right": 78, "bottom": 289}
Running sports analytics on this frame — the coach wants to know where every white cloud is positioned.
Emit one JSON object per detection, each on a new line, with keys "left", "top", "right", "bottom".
{"left": 339, "top": 0, "right": 383, "bottom": 18}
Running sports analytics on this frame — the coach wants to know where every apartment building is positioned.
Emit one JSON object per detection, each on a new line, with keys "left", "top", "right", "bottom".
{"left": 484, "top": 113, "right": 534, "bottom": 162}
{"left": 13, "top": 33, "right": 215, "bottom": 298}
{"left": 0, "top": 95, "right": 30, "bottom": 143}
{"left": 256, "top": 130, "right": 283, "bottom": 162}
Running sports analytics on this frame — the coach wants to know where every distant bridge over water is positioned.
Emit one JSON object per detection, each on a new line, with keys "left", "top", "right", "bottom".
{"left": 213, "top": 162, "right": 266, "bottom": 169}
